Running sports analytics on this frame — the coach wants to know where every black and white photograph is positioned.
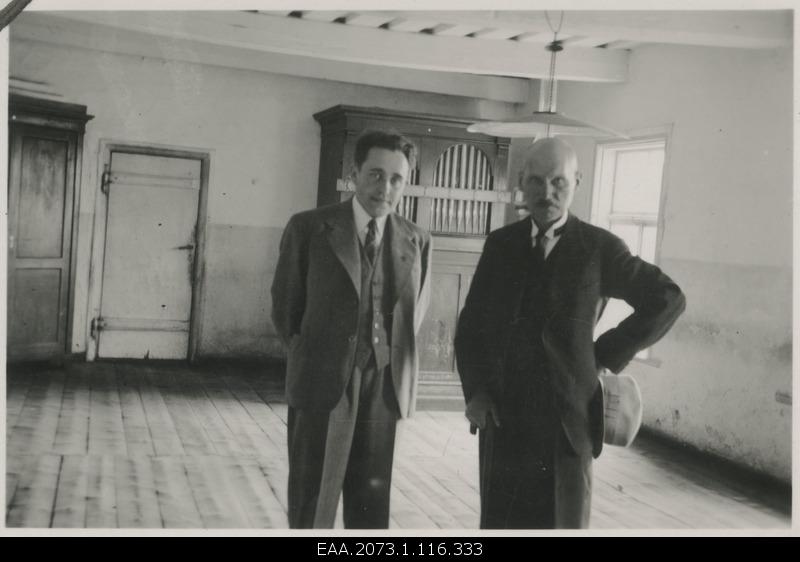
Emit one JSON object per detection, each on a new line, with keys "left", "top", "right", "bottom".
{"left": 0, "top": 0, "right": 795, "bottom": 536}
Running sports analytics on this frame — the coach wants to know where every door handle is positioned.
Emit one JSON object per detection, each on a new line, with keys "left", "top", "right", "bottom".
{"left": 90, "top": 317, "right": 106, "bottom": 339}
{"left": 174, "top": 244, "right": 195, "bottom": 251}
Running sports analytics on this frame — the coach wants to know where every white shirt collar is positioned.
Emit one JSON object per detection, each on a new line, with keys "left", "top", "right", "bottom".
{"left": 352, "top": 195, "right": 388, "bottom": 245}
{"left": 531, "top": 212, "right": 569, "bottom": 241}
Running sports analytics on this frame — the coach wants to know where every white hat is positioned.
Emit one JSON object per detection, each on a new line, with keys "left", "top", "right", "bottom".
{"left": 599, "top": 372, "right": 643, "bottom": 447}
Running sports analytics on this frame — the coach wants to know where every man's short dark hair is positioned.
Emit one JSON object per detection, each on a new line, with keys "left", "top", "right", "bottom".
{"left": 354, "top": 129, "right": 417, "bottom": 171}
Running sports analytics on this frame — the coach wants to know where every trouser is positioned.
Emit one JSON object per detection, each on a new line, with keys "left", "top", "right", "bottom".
{"left": 287, "top": 355, "right": 399, "bottom": 528}
{"left": 478, "top": 422, "right": 593, "bottom": 529}
{"left": 479, "top": 339, "right": 591, "bottom": 529}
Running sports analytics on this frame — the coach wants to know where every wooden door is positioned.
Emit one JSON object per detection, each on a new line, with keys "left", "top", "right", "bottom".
{"left": 96, "top": 151, "right": 204, "bottom": 360}
{"left": 7, "top": 124, "right": 78, "bottom": 360}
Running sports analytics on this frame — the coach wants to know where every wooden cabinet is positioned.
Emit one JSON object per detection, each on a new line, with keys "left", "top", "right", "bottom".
{"left": 313, "top": 105, "right": 512, "bottom": 407}
{"left": 7, "top": 95, "right": 93, "bottom": 361}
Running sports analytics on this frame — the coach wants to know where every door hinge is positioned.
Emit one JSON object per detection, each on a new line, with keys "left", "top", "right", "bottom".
{"left": 101, "top": 169, "right": 112, "bottom": 194}
{"left": 90, "top": 317, "right": 106, "bottom": 339}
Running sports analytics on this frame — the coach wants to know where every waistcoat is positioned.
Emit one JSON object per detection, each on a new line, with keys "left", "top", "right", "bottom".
{"left": 354, "top": 237, "right": 393, "bottom": 370}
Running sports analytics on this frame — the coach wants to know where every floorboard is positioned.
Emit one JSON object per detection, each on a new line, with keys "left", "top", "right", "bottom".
{"left": 5, "top": 361, "right": 791, "bottom": 531}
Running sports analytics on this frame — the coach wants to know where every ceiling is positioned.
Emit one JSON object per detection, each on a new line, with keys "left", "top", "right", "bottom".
{"left": 9, "top": 9, "right": 793, "bottom": 105}
{"left": 270, "top": 10, "right": 791, "bottom": 51}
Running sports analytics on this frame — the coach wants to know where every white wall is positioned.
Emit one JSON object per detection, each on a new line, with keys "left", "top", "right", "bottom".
{"left": 10, "top": 35, "right": 517, "bottom": 359}
{"left": 553, "top": 44, "right": 792, "bottom": 481}
{"left": 11, "top": 29, "right": 791, "bottom": 482}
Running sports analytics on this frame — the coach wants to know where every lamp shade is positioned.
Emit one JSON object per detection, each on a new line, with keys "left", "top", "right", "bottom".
{"left": 467, "top": 111, "right": 629, "bottom": 139}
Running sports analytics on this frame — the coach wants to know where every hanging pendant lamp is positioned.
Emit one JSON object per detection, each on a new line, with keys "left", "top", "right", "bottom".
{"left": 467, "top": 12, "right": 628, "bottom": 139}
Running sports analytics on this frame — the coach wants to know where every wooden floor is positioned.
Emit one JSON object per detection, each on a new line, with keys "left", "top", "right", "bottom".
{"left": 4, "top": 361, "right": 791, "bottom": 531}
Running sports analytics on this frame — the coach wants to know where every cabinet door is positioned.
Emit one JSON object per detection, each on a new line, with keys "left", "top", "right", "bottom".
{"left": 7, "top": 124, "right": 77, "bottom": 360}
{"left": 417, "top": 256, "right": 479, "bottom": 407}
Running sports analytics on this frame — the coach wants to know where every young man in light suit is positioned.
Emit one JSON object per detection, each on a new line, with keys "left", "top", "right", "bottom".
{"left": 271, "top": 130, "right": 432, "bottom": 529}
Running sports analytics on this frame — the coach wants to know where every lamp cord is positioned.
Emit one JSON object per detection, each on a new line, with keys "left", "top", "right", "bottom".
{"left": 546, "top": 43, "right": 558, "bottom": 112}
{"left": 545, "top": 10, "right": 564, "bottom": 35}
{"left": 544, "top": 11, "right": 564, "bottom": 114}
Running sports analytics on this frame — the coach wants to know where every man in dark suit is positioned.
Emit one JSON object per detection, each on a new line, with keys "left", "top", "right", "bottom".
{"left": 271, "top": 130, "right": 432, "bottom": 529}
{"left": 454, "top": 137, "right": 685, "bottom": 528}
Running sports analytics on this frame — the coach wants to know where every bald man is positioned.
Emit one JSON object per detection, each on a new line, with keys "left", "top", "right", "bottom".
{"left": 454, "top": 138, "right": 685, "bottom": 528}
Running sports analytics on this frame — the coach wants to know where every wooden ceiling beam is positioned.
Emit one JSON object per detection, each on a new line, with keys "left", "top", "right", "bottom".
{"left": 387, "top": 17, "right": 440, "bottom": 33}
{"left": 471, "top": 28, "right": 524, "bottom": 41}
{"left": 296, "top": 11, "right": 348, "bottom": 23}
{"left": 429, "top": 23, "right": 486, "bottom": 37}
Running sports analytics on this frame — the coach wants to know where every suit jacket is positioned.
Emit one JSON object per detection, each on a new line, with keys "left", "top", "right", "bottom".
{"left": 454, "top": 214, "right": 686, "bottom": 458}
{"left": 271, "top": 200, "right": 432, "bottom": 418}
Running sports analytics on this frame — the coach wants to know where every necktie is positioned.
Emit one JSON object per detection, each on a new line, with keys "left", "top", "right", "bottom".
{"left": 533, "top": 228, "right": 548, "bottom": 263}
{"left": 365, "top": 219, "right": 378, "bottom": 265}
{"left": 533, "top": 224, "right": 565, "bottom": 262}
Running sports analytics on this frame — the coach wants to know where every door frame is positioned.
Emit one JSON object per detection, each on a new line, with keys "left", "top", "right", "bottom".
{"left": 86, "top": 140, "right": 211, "bottom": 362}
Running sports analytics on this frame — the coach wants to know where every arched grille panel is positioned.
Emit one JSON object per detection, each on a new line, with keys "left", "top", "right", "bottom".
{"left": 430, "top": 144, "right": 493, "bottom": 235}
{"left": 397, "top": 166, "right": 420, "bottom": 223}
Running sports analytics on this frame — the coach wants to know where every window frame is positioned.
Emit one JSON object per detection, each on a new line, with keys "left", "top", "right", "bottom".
{"left": 589, "top": 126, "right": 674, "bottom": 365}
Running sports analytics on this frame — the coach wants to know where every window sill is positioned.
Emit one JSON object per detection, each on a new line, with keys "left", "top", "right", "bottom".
{"left": 632, "top": 356, "right": 663, "bottom": 369}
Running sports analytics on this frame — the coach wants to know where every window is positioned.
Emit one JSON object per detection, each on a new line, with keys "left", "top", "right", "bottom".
{"left": 591, "top": 135, "right": 668, "bottom": 361}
